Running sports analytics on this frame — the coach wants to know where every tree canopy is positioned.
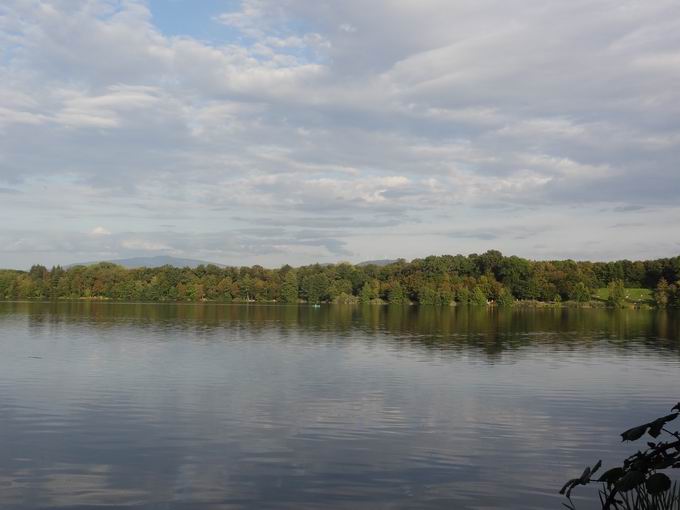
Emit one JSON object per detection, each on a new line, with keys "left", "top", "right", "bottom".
{"left": 1, "top": 252, "right": 679, "bottom": 307}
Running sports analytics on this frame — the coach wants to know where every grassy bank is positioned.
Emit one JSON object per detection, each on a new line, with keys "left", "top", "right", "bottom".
{"left": 594, "top": 287, "right": 654, "bottom": 305}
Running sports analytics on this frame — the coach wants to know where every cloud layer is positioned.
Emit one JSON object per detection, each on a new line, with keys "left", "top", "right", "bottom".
{"left": 1, "top": 0, "right": 679, "bottom": 268}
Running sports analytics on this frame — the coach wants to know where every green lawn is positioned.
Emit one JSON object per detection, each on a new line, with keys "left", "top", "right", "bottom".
{"left": 595, "top": 287, "right": 654, "bottom": 304}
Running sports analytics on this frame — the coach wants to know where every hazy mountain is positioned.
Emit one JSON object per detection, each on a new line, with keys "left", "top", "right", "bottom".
{"left": 357, "top": 259, "right": 400, "bottom": 267}
{"left": 68, "top": 256, "right": 224, "bottom": 269}
{"left": 65, "top": 256, "right": 399, "bottom": 270}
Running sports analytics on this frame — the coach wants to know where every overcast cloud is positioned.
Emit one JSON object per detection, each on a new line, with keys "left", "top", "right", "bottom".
{"left": 1, "top": 0, "right": 679, "bottom": 268}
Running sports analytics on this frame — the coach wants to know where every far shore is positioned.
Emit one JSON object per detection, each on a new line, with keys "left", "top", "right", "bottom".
{"left": 0, "top": 297, "right": 659, "bottom": 310}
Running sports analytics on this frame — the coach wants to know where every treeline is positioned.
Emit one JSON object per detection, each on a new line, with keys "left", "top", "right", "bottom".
{"left": 1, "top": 251, "right": 680, "bottom": 307}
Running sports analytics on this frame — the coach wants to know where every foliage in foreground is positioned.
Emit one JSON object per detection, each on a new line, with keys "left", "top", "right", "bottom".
{"left": 1, "top": 251, "right": 679, "bottom": 306}
{"left": 561, "top": 403, "right": 680, "bottom": 509}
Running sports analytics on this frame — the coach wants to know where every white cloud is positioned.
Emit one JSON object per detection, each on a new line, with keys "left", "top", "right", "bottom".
{"left": 91, "top": 226, "right": 111, "bottom": 236}
{"left": 0, "top": 0, "right": 679, "bottom": 267}
{"left": 339, "top": 24, "right": 357, "bottom": 33}
{"left": 121, "top": 239, "right": 172, "bottom": 251}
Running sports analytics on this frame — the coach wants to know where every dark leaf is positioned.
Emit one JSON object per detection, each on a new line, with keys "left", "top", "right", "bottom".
{"left": 598, "top": 467, "right": 625, "bottom": 484}
{"left": 653, "top": 456, "right": 676, "bottom": 469}
{"left": 662, "top": 412, "right": 679, "bottom": 423}
{"left": 648, "top": 422, "right": 664, "bottom": 438}
{"left": 672, "top": 403, "right": 680, "bottom": 412}
{"left": 615, "top": 470, "right": 645, "bottom": 492}
{"left": 621, "top": 424, "right": 648, "bottom": 442}
{"left": 648, "top": 414, "right": 678, "bottom": 438}
{"left": 579, "top": 467, "right": 591, "bottom": 484}
{"left": 560, "top": 479, "right": 576, "bottom": 495}
{"left": 630, "top": 457, "right": 651, "bottom": 473}
{"left": 646, "top": 473, "right": 671, "bottom": 495}
{"left": 591, "top": 460, "right": 602, "bottom": 476}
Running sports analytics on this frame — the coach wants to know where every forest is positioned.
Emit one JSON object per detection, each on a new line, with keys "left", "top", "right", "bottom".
{"left": 1, "top": 251, "right": 679, "bottom": 307}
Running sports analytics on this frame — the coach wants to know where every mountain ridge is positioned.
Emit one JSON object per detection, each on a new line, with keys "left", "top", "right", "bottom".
{"left": 357, "top": 259, "right": 400, "bottom": 267}
{"left": 68, "top": 256, "right": 224, "bottom": 269}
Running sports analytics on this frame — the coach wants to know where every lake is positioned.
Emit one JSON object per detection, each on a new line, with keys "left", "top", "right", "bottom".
{"left": 1, "top": 302, "right": 679, "bottom": 509}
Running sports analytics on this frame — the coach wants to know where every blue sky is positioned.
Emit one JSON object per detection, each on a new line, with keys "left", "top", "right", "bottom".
{"left": 1, "top": 0, "right": 679, "bottom": 269}
{"left": 147, "top": 1, "right": 241, "bottom": 40}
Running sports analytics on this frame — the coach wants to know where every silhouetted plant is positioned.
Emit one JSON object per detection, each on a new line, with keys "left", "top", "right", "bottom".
{"left": 561, "top": 403, "right": 680, "bottom": 509}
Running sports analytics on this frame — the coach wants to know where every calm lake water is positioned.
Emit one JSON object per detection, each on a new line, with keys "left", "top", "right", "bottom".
{"left": 1, "top": 302, "right": 679, "bottom": 509}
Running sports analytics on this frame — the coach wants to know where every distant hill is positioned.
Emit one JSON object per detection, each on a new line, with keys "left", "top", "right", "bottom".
{"left": 357, "top": 259, "right": 400, "bottom": 267}
{"left": 68, "top": 256, "right": 224, "bottom": 269}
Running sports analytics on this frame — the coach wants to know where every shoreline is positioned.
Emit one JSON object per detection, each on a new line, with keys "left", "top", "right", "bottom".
{"left": 0, "top": 298, "right": 661, "bottom": 309}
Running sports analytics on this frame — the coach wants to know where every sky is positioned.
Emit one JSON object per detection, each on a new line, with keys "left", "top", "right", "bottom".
{"left": 1, "top": 0, "right": 679, "bottom": 269}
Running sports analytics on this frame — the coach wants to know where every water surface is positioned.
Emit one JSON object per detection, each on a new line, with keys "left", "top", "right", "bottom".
{"left": 1, "top": 302, "right": 679, "bottom": 509}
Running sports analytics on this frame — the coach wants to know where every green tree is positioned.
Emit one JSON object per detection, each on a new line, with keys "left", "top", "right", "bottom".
{"left": 302, "top": 273, "right": 330, "bottom": 304}
{"left": 3, "top": 251, "right": 679, "bottom": 307}
{"left": 417, "top": 285, "right": 438, "bottom": 305}
{"left": 328, "top": 278, "right": 352, "bottom": 301}
{"left": 0, "top": 271, "right": 16, "bottom": 300}
{"left": 607, "top": 279, "right": 627, "bottom": 308}
{"left": 670, "top": 281, "right": 680, "bottom": 308}
{"left": 497, "top": 256, "right": 531, "bottom": 298}
{"left": 359, "top": 283, "right": 371, "bottom": 303}
{"left": 359, "top": 280, "right": 378, "bottom": 303}
{"left": 187, "top": 282, "right": 205, "bottom": 301}
{"left": 569, "top": 282, "right": 592, "bottom": 303}
{"left": 387, "top": 282, "right": 407, "bottom": 304}
{"left": 456, "top": 287, "right": 471, "bottom": 304}
{"left": 239, "top": 274, "right": 254, "bottom": 301}
{"left": 470, "top": 286, "right": 487, "bottom": 306}
{"left": 496, "top": 287, "right": 514, "bottom": 306}
{"left": 654, "top": 278, "right": 670, "bottom": 308}
{"left": 279, "top": 271, "right": 299, "bottom": 304}
{"left": 215, "top": 277, "right": 234, "bottom": 302}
